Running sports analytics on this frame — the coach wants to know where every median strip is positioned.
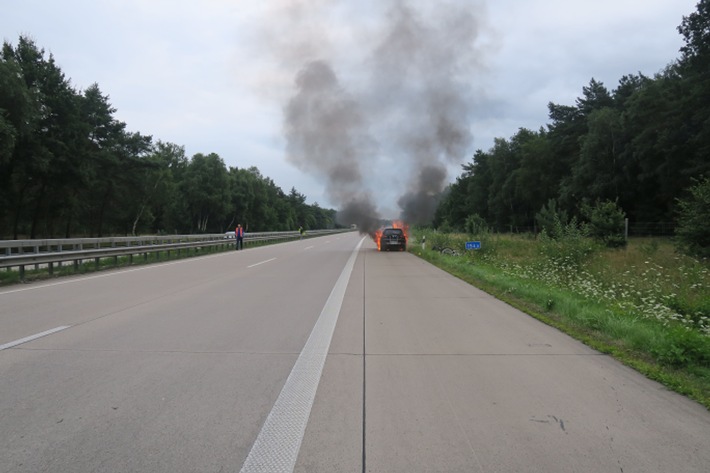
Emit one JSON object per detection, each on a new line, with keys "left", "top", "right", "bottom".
{"left": 0, "top": 326, "right": 71, "bottom": 351}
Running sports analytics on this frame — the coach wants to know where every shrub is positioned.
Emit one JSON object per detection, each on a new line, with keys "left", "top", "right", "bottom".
{"left": 464, "top": 214, "right": 488, "bottom": 235}
{"left": 676, "top": 177, "right": 710, "bottom": 258}
{"left": 651, "top": 326, "right": 710, "bottom": 368}
{"left": 538, "top": 217, "right": 595, "bottom": 267}
{"left": 583, "top": 199, "right": 627, "bottom": 248}
{"left": 436, "top": 218, "right": 456, "bottom": 234}
{"left": 535, "top": 199, "right": 569, "bottom": 236}
{"left": 426, "top": 231, "right": 457, "bottom": 251}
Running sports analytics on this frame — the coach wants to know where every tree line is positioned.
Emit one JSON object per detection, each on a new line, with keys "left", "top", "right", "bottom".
{"left": 0, "top": 37, "right": 337, "bottom": 239}
{"left": 435, "top": 0, "right": 710, "bottom": 236}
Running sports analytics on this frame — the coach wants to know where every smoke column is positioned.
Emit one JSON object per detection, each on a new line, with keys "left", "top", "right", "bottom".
{"left": 284, "top": 59, "right": 381, "bottom": 233}
{"left": 274, "top": 0, "right": 486, "bottom": 230}
{"left": 369, "top": 2, "right": 480, "bottom": 225}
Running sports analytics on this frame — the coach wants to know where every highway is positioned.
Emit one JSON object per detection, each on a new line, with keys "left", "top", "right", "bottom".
{"left": 1, "top": 232, "right": 709, "bottom": 472}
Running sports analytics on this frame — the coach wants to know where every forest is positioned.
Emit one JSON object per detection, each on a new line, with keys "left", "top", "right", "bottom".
{"left": 0, "top": 37, "right": 337, "bottom": 239}
{"left": 2, "top": 2, "right": 709, "bottom": 241}
{"left": 434, "top": 0, "right": 709, "bottom": 238}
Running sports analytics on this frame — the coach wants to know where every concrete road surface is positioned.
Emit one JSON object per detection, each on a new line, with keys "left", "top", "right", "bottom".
{"left": 1, "top": 232, "right": 708, "bottom": 473}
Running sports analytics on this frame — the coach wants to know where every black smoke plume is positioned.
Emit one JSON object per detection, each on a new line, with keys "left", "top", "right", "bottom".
{"left": 284, "top": 59, "right": 381, "bottom": 233}
{"left": 278, "top": 1, "right": 484, "bottom": 230}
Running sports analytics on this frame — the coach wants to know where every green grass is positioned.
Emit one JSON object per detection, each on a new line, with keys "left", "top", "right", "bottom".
{"left": 411, "top": 230, "right": 710, "bottom": 409}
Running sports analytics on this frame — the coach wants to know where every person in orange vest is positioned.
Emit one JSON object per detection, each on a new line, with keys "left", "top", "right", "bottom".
{"left": 235, "top": 223, "right": 244, "bottom": 250}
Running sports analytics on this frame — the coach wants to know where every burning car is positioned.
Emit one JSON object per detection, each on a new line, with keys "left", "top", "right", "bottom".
{"left": 374, "top": 221, "right": 408, "bottom": 251}
{"left": 379, "top": 228, "right": 407, "bottom": 251}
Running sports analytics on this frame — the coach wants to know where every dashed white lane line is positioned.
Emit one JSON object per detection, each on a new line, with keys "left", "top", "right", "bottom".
{"left": 247, "top": 258, "right": 277, "bottom": 268}
{"left": 238, "top": 237, "right": 365, "bottom": 473}
{"left": 0, "top": 326, "right": 71, "bottom": 351}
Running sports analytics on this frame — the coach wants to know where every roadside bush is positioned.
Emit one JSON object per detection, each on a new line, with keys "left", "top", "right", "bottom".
{"left": 435, "top": 219, "right": 457, "bottom": 234}
{"left": 651, "top": 326, "right": 710, "bottom": 368}
{"left": 665, "top": 295, "right": 710, "bottom": 332}
{"left": 583, "top": 199, "right": 627, "bottom": 248}
{"left": 464, "top": 214, "right": 488, "bottom": 235}
{"left": 639, "top": 238, "right": 660, "bottom": 256}
{"left": 538, "top": 217, "right": 595, "bottom": 267}
{"left": 676, "top": 177, "right": 710, "bottom": 258}
{"left": 426, "top": 231, "right": 458, "bottom": 251}
{"left": 535, "top": 199, "right": 569, "bottom": 236}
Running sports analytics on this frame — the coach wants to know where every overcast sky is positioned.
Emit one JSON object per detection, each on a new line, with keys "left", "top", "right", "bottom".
{"left": 1, "top": 0, "right": 698, "bottom": 216}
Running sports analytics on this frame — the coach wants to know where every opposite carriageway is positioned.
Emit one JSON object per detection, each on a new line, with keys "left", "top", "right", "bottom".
{"left": 0, "top": 229, "right": 351, "bottom": 279}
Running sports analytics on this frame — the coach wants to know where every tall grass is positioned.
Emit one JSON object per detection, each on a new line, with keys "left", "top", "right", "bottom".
{"left": 413, "top": 229, "right": 710, "bottom": 407}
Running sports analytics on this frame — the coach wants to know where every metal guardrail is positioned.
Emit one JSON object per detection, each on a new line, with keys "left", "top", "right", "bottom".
{"left": 0, "top": 229, "right": 350, "bottom": 279}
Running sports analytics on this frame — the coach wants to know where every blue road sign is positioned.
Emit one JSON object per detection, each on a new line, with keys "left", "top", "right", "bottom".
{"left": 465, "top": 241, "right": 481, "bottom": 250}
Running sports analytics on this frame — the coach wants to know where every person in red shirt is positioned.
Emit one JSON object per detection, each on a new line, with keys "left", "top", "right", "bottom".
{"left": 235, "top": 224, "right": 244, "bottom": 250}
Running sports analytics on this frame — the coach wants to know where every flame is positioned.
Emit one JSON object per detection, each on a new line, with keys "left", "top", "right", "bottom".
{"left": 374, "top": 228, "right": 383, "bottom": 251}
{"left": 391, "top": 220, "right": 409, "bottom": 241}
{"left": 371, "top": 220, "right": 409, "bottom": 251}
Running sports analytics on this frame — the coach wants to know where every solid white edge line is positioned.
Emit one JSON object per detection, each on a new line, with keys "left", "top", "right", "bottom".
{"left": 238, "top": 236, "right": 365, "bottom": 473}
{"left": 0, "top": 325, "right": 71, "bottom": 351}
{"left": 247, "top": 258, "right": 277, "bottom": 268}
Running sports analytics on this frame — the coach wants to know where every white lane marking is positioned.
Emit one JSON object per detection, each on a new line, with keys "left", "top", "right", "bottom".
{"left": 239, "top": 237, "right": 365, "bottom": 473}
{"left": 0, "top": 326, "right": 71, "bottom": 351}
{"left": 247, "top": 258, "right": 276, "bottom": 268}
{"left": 304, "top": 246, "right": 314, "bottom": 250}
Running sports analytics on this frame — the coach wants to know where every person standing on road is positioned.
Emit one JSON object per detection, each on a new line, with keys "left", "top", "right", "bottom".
{"left": 235, "top": 224, "right": 244, "bottom": 250}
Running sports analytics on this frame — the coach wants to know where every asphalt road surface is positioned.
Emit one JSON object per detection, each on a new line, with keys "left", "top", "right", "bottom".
{"left": 1, "top": 232, "right": 709, "bottom": 473}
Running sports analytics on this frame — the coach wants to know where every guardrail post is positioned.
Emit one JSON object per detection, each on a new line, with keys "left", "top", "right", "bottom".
{"left": 34, "top": 244, "right": 40, "bottom": 271}
{"left": 48, "top": 262, "right": 53, "bottom": 275}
